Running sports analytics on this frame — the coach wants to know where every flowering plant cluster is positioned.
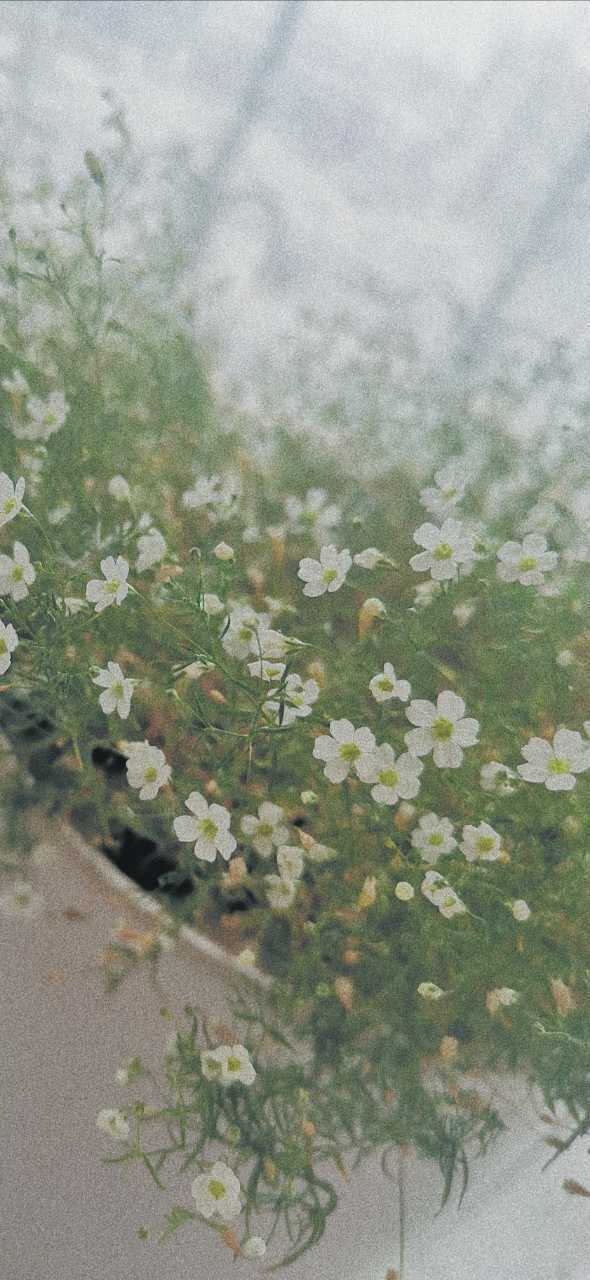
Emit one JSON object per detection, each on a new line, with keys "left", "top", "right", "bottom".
{"left": 2, "top": 146, "right": 590, "bottom": 1267}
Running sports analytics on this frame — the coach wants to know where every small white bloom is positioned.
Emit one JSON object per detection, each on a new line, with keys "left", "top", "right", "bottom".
{"left": 277, "top": 845, "right": 304, "bottom": 881}
{"left": 421, "top": 871, "right": 466, "bottom": 918}
{"left": 57, "top": 596, "right": 87, "bottom": 616}
{"left": 174, "top": 791, "right": 236, "bottom": 862}
{"left": 108, "top": 475, "right": 131, "bottom": 500}
{"left": 411, "top": 813, "right": 457, "bottom": 862}
{"left": 47, "top": 503, "right": 72, "bottom": 525}
{"left": 410, "top": 519, "right": 476, "bottom": 582}
{"left": 182, "top": 659, "right": 213, "bottom": 680}
{"left": 480, "top": 761, "right": 516, "bottom": 794}
{"left": 299, "top": 836, "right": 338, "bottom": 862}
{"left": 369, "top": 662, "right": 411, "bottom": 704}
{"left": 182, "top": 474, "right": 223, "bottom": 511}
{"left": 511, "top": 899, "right": 531, "bottom": 921}
{"left": 300, "top": 790, "right": 318, "bottom": 805}
{"left": 92, "top": 661, "right": 135, "bottom": 720}
{"left": 85, "top": 556, "right": 130, "bottom": 613}
{"left": 264, "top": 873, "right": 297, "bottom": 910}
{"left": 452, "top": 601, "right": 476, "bottom": 627}
{"left": 136, "top": 528, "right": 166, "bottom": 572}
{"left": 237, "top": 947, "right": 257, "bottom": 968}
{"left": 420, "top": 462, "right": 465, "bottom": 519}
{"left": 203, "top": 592, "right": 225, "bottom": 616}
{"left": 0, "top": 879, "right": 43, "bottom": 918}
{"left": 222, "top": 605, "right": 270, "bottom": 659}
{"left": 23, "top": 391, "right": 68, "bottom": 441}
{"left": 257, "top": 627, "right": 292, "bottom": 660}
{"left": 96, "top": 1108, "right": 129, "bottom": 1141}
{"left": 417, "top": 981, "right": 445, "bottom": 1000}
{"left": 487, "top": 987, "right": 518, "bottom": 1013}
{"left": 264, "top": 674, "right": 320, "bottom": 726}
{"left": 353, "top": 547, "right": 388, "bottom": 569}
{"left": 200, "top": 1043, "right": 256, "bottom": 1087}
{"left": 213, "top": 541, "right": 234, "bottom": 561}
{"left": 518, "top": 730, "right": 590, "bottom": 791}
{"left": 0, "top": 620, "right": 18, "bottom": 674}
{"left": 556, "top": 649, "right": 574, "bottom": 668}
{"left": 243, "top": 1236, "right": 266, "bottom": 1259}
{"left": 414, "top": 579, "right": 441, "bottom": 608}
{"left": 360, "top": 596, "right": 387, "bottom": 619}
{"left": 191, "top": 1161, "right": 241, "bottom": 1222}
{"left": 247, "top": 658, "right": 287, "bottom": 682}
{"left": 0, "top": 473, "right": 25, "bottom": 528}
{"left": 0, "top": 542, "right": 35, "bottom": 601}
{"left": 285, "top": 489, "right": 341, "bottom": 541}
{"left": 497, "top": 534, "right": 558, "bottom": 587}
{"left": 405, "top": 691, "right": 479, "bottom": 769}
{"left": 460, "top": 821, "right": 502, "bottom": 862}
{"left": 395, "top": 881, "right": 415, "bottom": 901}
{"left": 241, "top": 802, "right": 289, "bottom": 858}
{"left": 297, "top": 544, "right": 352, "bottom": 597}
{"left": 357, "top": 743, "right": 423, "bottom": 806}
{"left": 126, "top": 741, "right": 171, "bottom": 800}
{"left": 313, "top": 719, "right": 376, "bottom": 784}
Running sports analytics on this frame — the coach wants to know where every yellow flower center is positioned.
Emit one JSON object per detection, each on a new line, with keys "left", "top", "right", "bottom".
{"left": 208, "top": 1179, "right": 226, "bottom": 1201}
{"left": 322, "top": 567, "right": 338, "bottom": 584}
{"left": 107, "top": 579, "right": 119, "bottom": 593}
{"left": 548, "top": 757, "right": 570, "bottom": 774}
{"left": 0, "top": 638, "right": 6, "bottom": 655}
{"left": 200, "top": 817, "right": 218, "bottom": 841}
{"left": 257, "top": 822, "right": 273, "bottom": 838}
{"left": 339, "top": 741, "right": 360, "bottom": 762}
{"left": 378, "top": 677, "right": 394, "bottom": 692}
{"left": 432, "top": 717, "right": 454, "bottom": 741}
{"left": 3, "top": 497, "right": 16, "bottom": 514}
{"left": 144, "top": 767, "right": 158, "bottom": 783}
{"left": 428, "top": 832, "right": 444, "bottom": 846}
{"left": 518, "top": 556, "right": 537, "bottom": 572}
{"left": 379, "top": 768, "right": 400, "bottom": 788}
{"left": 113, "top": 682, "right": 124, "bottom": 697}
{"left": 433, "top": 543, "right": 454, "bottom": 560}
{"left": 226, "top": 1056, "right": 241, "bottom": 1073}
{"left": 476, "top": 836, "right": 496, "bottom": 854}
{"left": 12, "top": 564, "right": 24, "bottom": 581}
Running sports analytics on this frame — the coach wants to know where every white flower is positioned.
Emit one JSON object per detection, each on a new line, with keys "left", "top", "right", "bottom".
{"left": 96, "top": 1108, "right": 129, "bottom": 1141}
{"left": 203, "top": 592, "right": 225, "bottom": 616}
{"left": 92, "top": 661, "right": 135, "bottom": 719}
{"left": 356, "top": 743, "right": 423, "bottom": 806}
{"left": 480, "top": 761, "right": 516, "bottom": 794}
{"left": 0, "top": 542, "right": 35, "bottom": 601}
{"left": 313, "top": 719, "right": 376, "bottom": 784}
{"left": 200, "top": 1043, "right": 256, "bottom": 1087}
{"left": 353, "top": 547, "right": 388, "bottom": 569}
{"left": 213, "top": 541, "right": 234, "bottom": 561}
{"left": 277, "top": 845, "right": 304, "bottom": 881}
{"left": 556, "top": 649, "right": 574, "bottom": 668}
{"left": 497, "top": 534, "right": 558, "bottom": 586}
{"left": 240, "top": 802, "right": 289, "bottom": 858}
{"left": 182, "top": 474, "right": 223, "bottom": 511}
{"left": 136, "top": 529, "right": 166, "bottom": 572}
{"left": 511, "top": 899, "right": 531, "bottom": 921}
{"left": 247, "top": 658, "right": 287, "bottom": 682}
{"left": 56, "top": 596, "right": 87, "bottom": 616}
{"left": 237, "top": 947, "right": 257, "bottom": 969}
{"left": 222, "top": 606, "right": 270, "bottom": 659}
{"left": 405, "top": 691, "right": 479, "bottom": 768}
{"left": 47, "top": 503, "right": 72, "bottom": 525}
{"left": 298, "top": 544, "right": 352, "bottom": 597}
{"left": 299, "top": 835, "right": 338, "bottom": 862}
{"left": 85, "top": 556, "right": 130, "bottom": 613}
{"left": 420, "top": 462, "right": 465, "bottom": 519}
{"left": 0, "top": 473, "right": 25, "bottom": 527}
{"left": 256, "top": 627, "right": 292, "bottom": 659}
{"left": 452, "top": 601, "right": 476, "bottom": 627}
{"left": 126, "top": 741, "right": 171, "bottom": 800}
{"left": 191, "top": 1161, "right": 241, "bottom": 1222}
{"left": 410, "top": 519, "right": 476, "bottom": 582}
{"left": 0, "top": 620, "right": 18, "bottom": 674}
{"left": 395, "top": 881, "right": 415, "bottom": 901}
{"left": 174, "top": 791, "right": 236, "bottom": 862}
{"left": 2, "top": 369, "right": 29, "bottom": 396}
{"left": 243, "top": 1236, "right": 266, "bottom": 1259}
{"left": 22, "top": 391, "right": 68, "bottom": 441}
{"left": 264, "top": 674, "right": 320, "bottom": 726}
{"left": 264, "top": 873, "right": 297, "bottom": 910}
{"left": 369, "top": 662, "right": 411, "bottom": 704}
{"left": 460, "top": 821, "right": 502, "bottom": 862}
{"left": 520, "top": 502, "right": 559, "bottom": 535}
{"left": 421, "top": 871, "right": 466, "bottom": 918}
{"left": 108, "top": 475, "right": 131, "bottom": 500}
{"left": 360, "top": 596, "right": 387, "bottom": 619}
{"left": 518, "top": 730, "right": 590, "bottom": 791}
{"left": 0, "top": 880, "right": 43, "bottom": 918}
{"left": 411, "top": 813, "right": 457, "bottom": 862}
{"left": 414, "top": 579, "right": 441, "bottom": 608}
{"left": 285, "top": 488, "right": 341, "bottom": 541}
{"left": 417, "top": 981, "right": 445, "bottom": 1000}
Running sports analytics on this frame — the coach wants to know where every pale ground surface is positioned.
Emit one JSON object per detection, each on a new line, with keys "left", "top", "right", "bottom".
{"left": 2, "top": 827, "right": 590, "bottom": 1280}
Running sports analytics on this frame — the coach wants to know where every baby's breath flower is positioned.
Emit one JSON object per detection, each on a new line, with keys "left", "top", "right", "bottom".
{"left": 297, "top": 545, "right": 351, "bottom": 597}
{"left": 313, "top": 719, "right": 376, "bottom": 783}
{"left": 480, "top": 760, "right": 516, "bottom": 794}
{"left": 201, "top": 1043, "right": 256, "bottom": 1087}
{"left": 86, "top": 556, "right": 130, "bottom": 613}
{"left": 247, "top": 658, "right": 286, "bottom": 682}
{"left": 460, "top": 822, "right": 502, "bottom": 863}
{"left": 419, "top": 462, "right": 465, "bottom": 519}
{"left": 241, "top": 803, "right": 289, "bottom": 858}
{"left": 96, "top": 1108, "right": 129, "bottom": 1141}
{"left": 410, "top": 519, "right": 476, "bottom": 582}
{"left": 20, "top": 391, "right": 68, "bottom": 441}
{"left": 353, "top": 547, "right": 390, "bottom": 569}
{"left": 264, "top": 873, "right": 297, "bottom": 910}
{"left": 126, "top": 741, "right": 171, "bottom": 800}
{"left": 369, "top": 662, "right": 411, "bottom": 704}
{"left": 191, "top": 1162, "right": 242, "bottom": 1222}
{"left": 264, "top": 674, "right": 320, "bottom": 726}
{"left": 285, "top": 489, "right": 341, "bottom": 541}
{"left": 518, "top": 730, "right": 590, "bottom": 791}
{"left": 136, "top": 528, "right": 166, "bottom": 572}
{"left": 357, "top": 743, "right": 423, "bottom": 806}
{"left": 92, "top": 661, "right": 135, "bottom": 720}
{"left": 497, "top": 534, "right": 558, "bottom": 586}
{"left": 202, "top": 592, "right": 225, "bottom": 616}
{"left": 0, "top": 473, "right": 25, "bottom": 528}
{"left": 0, "top": 620, "right": 18, "bottom": 674}
{"left": 0, "top": 542, "right": 35, "bottom": 601}
{"left": 405, "top": 691, "right": 479, "bottom": 769}
{"left": 174, "top": 791, "right": 236, "bottom": 862}
{"left": 411, "top": 813, "right": 457, "bottom": 862}
{"left": 421, "top": 870, "right": 466, "bottom": 918}
{"left": 276, "top": 845, "right": 304, "bottom": 881}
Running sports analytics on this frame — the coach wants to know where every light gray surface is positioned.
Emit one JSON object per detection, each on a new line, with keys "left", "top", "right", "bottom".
{"left": 2, "top": 830, "right": 590, "bottom": 1280}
